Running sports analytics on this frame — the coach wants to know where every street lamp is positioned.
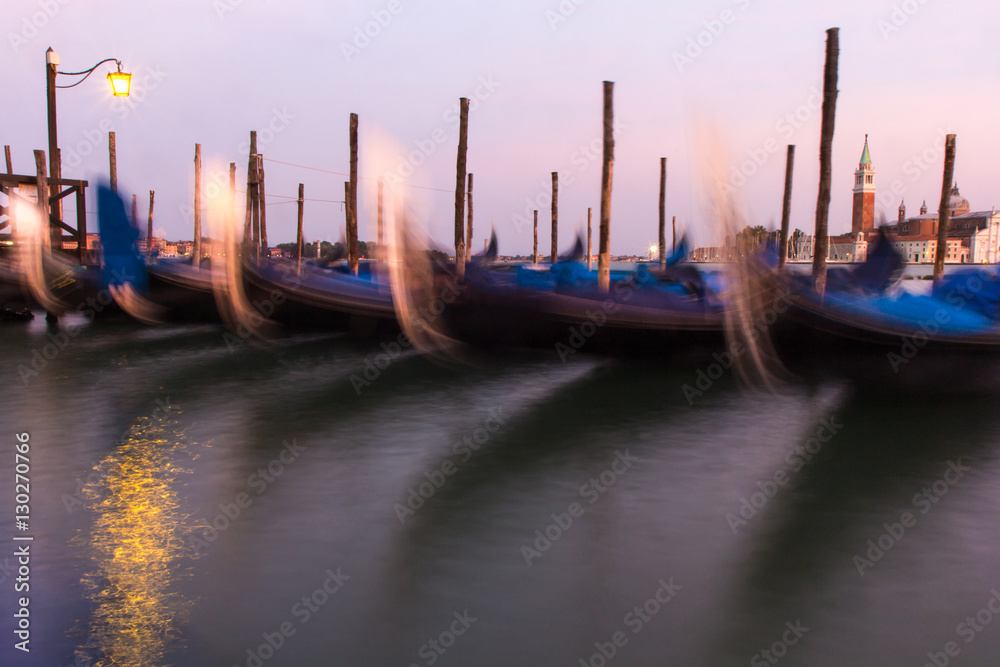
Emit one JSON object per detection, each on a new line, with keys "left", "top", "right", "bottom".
{"left": 45, "top": 47, "right": 131, "bottom": 181}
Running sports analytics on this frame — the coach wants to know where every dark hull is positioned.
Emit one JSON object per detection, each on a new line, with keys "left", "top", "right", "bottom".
{"left": 242, "top": 260, "right": 398, "bottom": 337}
{"left": 146, "top": 262, "right": 220, "bottom": 323}
{"left": 761, "top": 272, "right": 1000, "bottom": 391}
{"left": 439, "top": 268, "right": 726, "bottom": 360}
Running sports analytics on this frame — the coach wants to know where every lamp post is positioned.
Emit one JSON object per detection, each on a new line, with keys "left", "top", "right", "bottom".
{"left": 45, "top": 47, "right": 131, "bottom": 184}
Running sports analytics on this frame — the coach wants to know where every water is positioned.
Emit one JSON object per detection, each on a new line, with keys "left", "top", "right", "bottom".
{"left": 3, "top": 313, "right": 1000, "bottom": 666}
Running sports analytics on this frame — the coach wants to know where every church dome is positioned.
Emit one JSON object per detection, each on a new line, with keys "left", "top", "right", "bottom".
{"left": 949, "top": 184, "right": 970, "bottom": 215}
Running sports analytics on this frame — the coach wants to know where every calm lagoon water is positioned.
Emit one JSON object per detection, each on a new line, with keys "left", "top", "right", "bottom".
{"left": 3, "top": 310, "right": 1000, "bottom": 666}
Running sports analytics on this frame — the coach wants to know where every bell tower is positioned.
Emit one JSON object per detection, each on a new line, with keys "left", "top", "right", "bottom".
{"left": 852, "top": 135, "right": 876, "bottom": 234}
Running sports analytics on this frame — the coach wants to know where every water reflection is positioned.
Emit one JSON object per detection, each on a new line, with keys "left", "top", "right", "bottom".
{"left": 74, "top": 405, "right": 198, "bottom": 667}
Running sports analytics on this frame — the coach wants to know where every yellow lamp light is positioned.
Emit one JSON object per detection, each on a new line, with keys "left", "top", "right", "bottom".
{"left": 107, "top": 65, "right": 132, "bottom": 97}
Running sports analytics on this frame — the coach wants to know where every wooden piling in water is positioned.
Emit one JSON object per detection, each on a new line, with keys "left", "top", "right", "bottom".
{"left": 598, "top": 81, "right": 614, "bottom": 293}
{"left": 377, "top": 178, "right": 384, "bottom": 259}
{"left": 587, "top": 207, "right": 593, "bottom": 271}
{"left": 4, "top": 146, "right": 11, "bottom": 174}
{"left": 659, "top": 157, "right": 666, "bottom": 270}
{"left": 551, "top": 172, "right": 558, "bottom": 263}
{"left": 108, "top": 132, "right": 117, "bottom": 194}
{"left": 258, "top": 154, "right": 268, "bottom": 256}
{"left": 466, "top": 173, "right": 474, "bottom": 261}
{"left": 131, "top": 194, "right": 137, "bottom": 228}
{"left": 194, "top": 144, "right": 202, "bottom": 265}
{"left": 344, "top": 181, "right": 351, "bottom": 260}
{"left": 933, "top": 134, "right": 957, "bottom": 282}
{"left": 454, "top": 98, "right": 469, "bottom": 282}
{"left": 34, "top": 150, "right": 56, "bottom": 321}
{"left": 245, "top": 131, "right": 257, "bottom": 257}
{"left": 229, "top": 163, "right": 237, "bottom": 233}
{"left": 812, "top": 27, "right": 839, "bottom": 296}
{"left": 348, "top": 112, "right": 359, "bottom": 274}
{"left": 33, "top": 150, "right": 51, "bottom": 254}
{"left": 672, "top": 216, "right": 676, "bottom": 252}
{"left": 147, "top": 190, "right": 155, "bottom": 257}
{"left": 778, "top": 144, "right": 795, "bottom": 269}
{"left": 296, "top": 183, "right": 304, "bottom": 270}
{"left": 533, "top": 210, "right": 538, "bottom": 264}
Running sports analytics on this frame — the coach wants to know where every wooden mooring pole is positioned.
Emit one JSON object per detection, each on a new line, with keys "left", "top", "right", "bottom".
{"left": 533, "top": 210, "right": 538, "bottom": 264}
{"left": 598, "top": 81, "right": 614, "bottom": 293}
{"left": 550, "top": 172, "right": 558, "bottom": 263}
{"left": 131, "top": 194, "right": 137, "bottom": 228}
{"left": 587, "top": 207, "right": 593, "bottom": 271}
{"left": 33, "top": 150, "right": 51, "bottom": 254}
{"left": 4, "top": 146, "right": 12, "bottom": 174}
{"left": 779, "top": 144, "right": 795, "bottom": 270}
{"left": 147, "top": 190, "right": 155, "bottom": 257}
{"left": 296, "top": 183, "right": 304, "bottom": 270}
{"left": 258, "top": 154, "right": 268, "bottom": 256}
{"left": 454, "top": 97, "right": 469, "bottom": 282}
{"left": 658, "top": 157, "right": 666, "bottom": 270}
{"left": 466, "top": 173, "right": 474, "bottom": 261}
{"left": 377, "top": 177, "right": 384, "bottom": 260}
{"left": 108, "top": 132, "right": 117, "bottom": 194}
{"left": 348, "top": 112, "right": 359, "bottom": 274}
{"left": 812, "top": 27, "right": 839, "bottom": 296}
{"left": 672, "top": 216, "right": 677, "bottom": 252}
{"left": 194, "top": 143, "right": 202, "bottom": 265}
{"left": 933, "top": 134, "right": 957, "bottom": 283}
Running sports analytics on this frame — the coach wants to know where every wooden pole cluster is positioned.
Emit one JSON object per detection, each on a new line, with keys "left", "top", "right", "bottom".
{"left": 778, "top": 144, "right": 795, "bottom": 269}
{"left": 454, "top": 97, "right": 470, "bottom": 282}
{"left": 297, "top": 183, "right": 304, "bottom": 269}
{"left": 348, "top": 112, "right": 359, "bottom": 273}
{"left": 108, "top": 132, "right": 117, "bottom": 194}
{"left": 598, "top": 81, "right": 614, "bottom": 293}
{"left": 658, "top": 157, "right": 666, "bottom": 270}
{"left": 933, "top": 135, "right": 957, "bottom": 282}
{"left": 812, "top": 27, "right": 839, "bottom": 296}
{"left": 193, "top": 143, "right": 202, "bottom": 265}
{"left": 587, "top": 208, "right": 593, "bottom": 271}
{"left": 550, "top": 172, "right": 558, "bottom": 262}
{"left": 245, "top": 130, "right": 259, "bottom": 260}
{"left": 466, "top": 173, "right": 474, "bottom": 261}
{"left": 147, "top": 190, "right": 155, "bottom": 257}
{"left": 533, "top": 210, "right": 538, "bottom": 264}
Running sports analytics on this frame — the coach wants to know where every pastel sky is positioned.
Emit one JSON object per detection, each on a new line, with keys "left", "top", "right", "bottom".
{"left": 4, "top": 0, "right": 998, "bottom": 254}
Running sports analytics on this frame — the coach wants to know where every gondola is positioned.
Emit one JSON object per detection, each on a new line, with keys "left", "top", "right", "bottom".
{"left": 751, "top": 232, "right": 1000, "bottom": 390}
{"left": 434, "top": 235, "right": 729, "bottom": 360}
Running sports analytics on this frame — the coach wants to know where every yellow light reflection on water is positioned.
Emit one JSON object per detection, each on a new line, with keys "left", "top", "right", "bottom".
{"left": 75, "top": 406, "right": 198, "bottom": 667}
